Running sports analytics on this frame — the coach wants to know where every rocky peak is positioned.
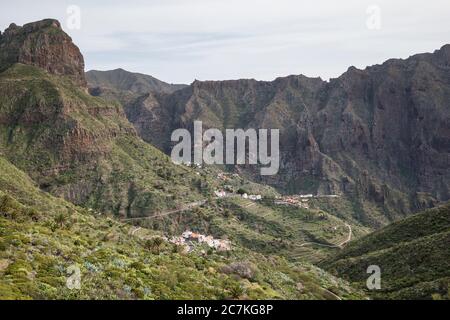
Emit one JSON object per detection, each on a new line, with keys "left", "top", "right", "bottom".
{"left": 0, "top": 19, "right": 86, "bottom": 86}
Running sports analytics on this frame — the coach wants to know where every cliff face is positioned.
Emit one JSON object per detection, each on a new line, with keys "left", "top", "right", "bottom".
{"left": 0, "top": 19, "right": 86, "bottom": 86}
{"left": 95, "top": 46, "right": 450, "bottom": 226}
{"left": 0, "top": 20, "right": 206, "bottom": 218}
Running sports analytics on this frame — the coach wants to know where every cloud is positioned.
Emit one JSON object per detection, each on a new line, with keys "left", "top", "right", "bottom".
{"left": 1, "top": 0, "right": 450, "bottom": 83}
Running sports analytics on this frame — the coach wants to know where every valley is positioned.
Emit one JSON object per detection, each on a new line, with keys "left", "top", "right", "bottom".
{"left": 0, "top": 18, "right": 448, "bottom": 300}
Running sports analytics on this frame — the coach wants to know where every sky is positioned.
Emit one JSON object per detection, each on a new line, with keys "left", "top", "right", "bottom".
{"left": 1, "top": 0, "right": 450, "bottom": 84}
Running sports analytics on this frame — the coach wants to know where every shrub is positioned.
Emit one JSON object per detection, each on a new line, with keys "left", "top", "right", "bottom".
{"left": 54, "top": 213, "right": 67, "bottom": 228}
{"left": 24, "top": 208, "right": 41, "bottom": 221}
{"left": 0, "top": 194, "right": 21, "bottom": 219}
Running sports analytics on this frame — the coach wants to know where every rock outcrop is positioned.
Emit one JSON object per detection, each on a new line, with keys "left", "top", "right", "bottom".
{"left": 0, "top": 19, "right": 86, "bottom": 86}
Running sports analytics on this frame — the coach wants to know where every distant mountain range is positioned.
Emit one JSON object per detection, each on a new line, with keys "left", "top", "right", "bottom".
{"left": 86, "top": 69, "right": 187, "bottom": 95}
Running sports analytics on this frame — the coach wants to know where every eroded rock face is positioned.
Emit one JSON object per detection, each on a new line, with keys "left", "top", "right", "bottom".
{"left": 96, "top": 46, "right": 450, "bottom": 224}
{"left": 0, "top": 19, "right": 86, "bottom": 86}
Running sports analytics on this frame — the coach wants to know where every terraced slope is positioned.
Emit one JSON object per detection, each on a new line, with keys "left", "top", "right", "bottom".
{"left": 130, "top": 193, "right": 370, "bottom": 264}
{"left": 0, "top": 155, "right": 366, "bottom": 299}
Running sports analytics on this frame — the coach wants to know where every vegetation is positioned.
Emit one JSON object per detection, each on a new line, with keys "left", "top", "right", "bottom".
{"left": 0, "top": 155, "right": 366, "bottom": 300}
{"left": 0, "top": 32, "right": 447, "bottom": 300}
{"left": 321, "top": 203, "right": 450, "bottom": 299}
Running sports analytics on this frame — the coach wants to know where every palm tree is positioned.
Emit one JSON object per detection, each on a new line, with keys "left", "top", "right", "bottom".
{"left": 146, "top": 237, "right": 164, "bottom": 254}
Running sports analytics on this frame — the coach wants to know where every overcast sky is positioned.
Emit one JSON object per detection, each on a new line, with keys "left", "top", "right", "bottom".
{"left": 1, "top": 0, "right": 450, "bottom": 84}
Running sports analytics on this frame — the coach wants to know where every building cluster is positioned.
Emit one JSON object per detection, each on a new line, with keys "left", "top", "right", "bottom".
{"left": 214, "top": 189, "right": 262, "bottom": 201}
{"left": 217, "top": 172, "right": 229, "bottom": 181}
{"left": 168, "top": 230, "right": 232, "bottom": 252}
{"left": 274, "top": 195, "right": 310, "bottom": 209}
{"left": 241, "top": 193, "right": 262, "bottom": 201}
{"left": 214, "top": 190, "right": 229, "bottom": 198}
{"left": 217, "top": 172, "right": 241, "bottom": 182}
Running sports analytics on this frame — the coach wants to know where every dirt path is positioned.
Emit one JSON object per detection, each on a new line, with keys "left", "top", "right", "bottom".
{"left": 337, "top": 223, "right": 352, "bottom": 247}
{"left": 298, "top": 223, "right": 352, "bottom": 249}
{"left": 321, "top": 287, "right": 342, "bottom": 300}
{"left": 120, "top": 200, "right": 206, "bottom": 222}
{"left": 129, "top": 226, "right": 142, "bottom": 236}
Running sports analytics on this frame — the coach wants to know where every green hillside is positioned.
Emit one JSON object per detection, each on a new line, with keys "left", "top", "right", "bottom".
{"left": 1, "top": 19, "right": 448, "bottom": 301}
{"left": 321, "top": 203, "right": 450, "bottom": 299}
{"left": 148, "top": 196, "right": 370, "bottom": 264}
{"left": 0, "top": 155, "right": 366, "bottom": 299}
{"left": 0, "top": 63, "right": 210, "bottom": 217}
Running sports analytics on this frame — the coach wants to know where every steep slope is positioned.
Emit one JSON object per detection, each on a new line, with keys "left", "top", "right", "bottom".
{"left": 0, "top": 20, "right": 208, "bottom": 218}
{"left": 0, "top": 19, "right": 368, "bottom": 268}
{"left": 100, "top": 45, "right": 450, "bottom": 227}
{"left": 320, "top": 203, "right": 450, "bottom": 299}
{"left": 0, "top": 63, "right": 208, "bottom": 218}
{"left": 0, "top": 19, "right": 365, "bottom": 261}
{"left": 0, "top": 155, "right": 367, "bottom": 299}
{"left": 0, "top": 19, "right": 86, "bottom": 86}
{"left": 86, "top": 69, "right": 187, "bottom": 95}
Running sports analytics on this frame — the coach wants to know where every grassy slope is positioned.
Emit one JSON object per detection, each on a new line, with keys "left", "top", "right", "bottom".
{"left": 320, "top": 203, "right": 450, "bottom": 299}
{"left": 0, "top": 63, "right": 369, "bottom": 263}
{"left": 0, "top": 64, "right": 210, "bottom": 216}
{"left": 128, "top": 190, "right": 370, "bottom": 264}
{"left": 0, "top": 155, "right": 365, "bottom": 299}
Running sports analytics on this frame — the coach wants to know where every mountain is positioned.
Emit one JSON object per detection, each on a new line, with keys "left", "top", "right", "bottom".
{"left": 0, "top": 18, "right": 360, "bottom": 262}
{"left": 321, "top": 203, "right": 450, "bottom": 300}
{"left": 0, "top": 19, "right": 370, "bottom": 300}
{"left": 86, "top": 69, "right": 187, "bottom": 95}
{"left": 0, "top": 154, "right": 369, "bottom": 299}
{"left": 0, "top": 19, "right": 86, "bottom": 86}
{"left": 1, "top": 18, "right": 449, "bottom": 301}
{"left": 0, "top": 20, "right": 211, "bottom": 218}
{"left": 93, "top": 45, "right": 450, "bottom": 227}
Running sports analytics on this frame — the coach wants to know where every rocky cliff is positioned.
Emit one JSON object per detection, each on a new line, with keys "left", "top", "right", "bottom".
{"left": 0, "top": 19, "right": 86, "bottom": 86}
{"left": 91, "top": 46, "right": 450, "bottom": 226}
{"left": 0, "top": 20, "right": 206, "bottom": 218}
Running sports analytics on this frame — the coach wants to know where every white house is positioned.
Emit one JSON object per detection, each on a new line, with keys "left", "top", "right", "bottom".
{"left": 214, "top": 190, "right": 227, "bottom": 198}
{"left": 182, "top": 230, "right": 193, "bottom": 239}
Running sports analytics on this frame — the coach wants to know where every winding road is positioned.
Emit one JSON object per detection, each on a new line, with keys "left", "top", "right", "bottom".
{"left": 337, "top": 223, "right": 352, "bottom": 247}
{"left": 120, "top": 200, "right": 207, "bottom": 222}
{"left": 298, "top": 223, "right": 352, "bottom": 249}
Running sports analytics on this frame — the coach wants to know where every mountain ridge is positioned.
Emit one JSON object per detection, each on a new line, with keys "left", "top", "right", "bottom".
{"left": 1, "top": 18, "right": 449, "bottom": 300}
{"left": 321, "top": 202, "right": 450, "bottom": 299}
{"left": 86, "top": 68, "right": 187, "bottom": 95}
{"left": 90, "top": 44, "right": 450, "bottom": 227}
